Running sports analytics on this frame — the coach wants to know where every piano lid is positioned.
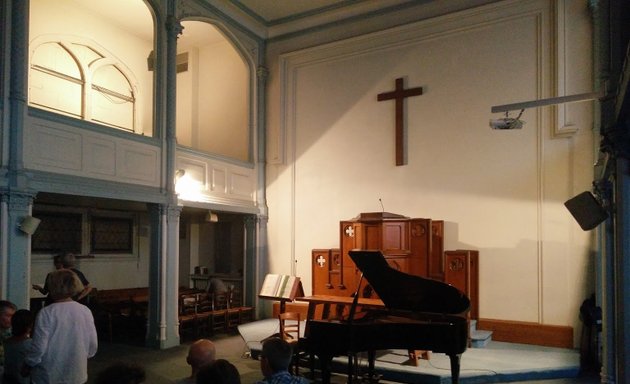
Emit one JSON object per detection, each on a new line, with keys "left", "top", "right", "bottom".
{"left": 349, "top": 250, "right": 470, "bottom": 315}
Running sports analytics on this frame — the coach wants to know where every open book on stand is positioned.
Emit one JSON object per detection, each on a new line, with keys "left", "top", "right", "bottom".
{"left": 258, "top": 274, "right": 304, "bottom": 301}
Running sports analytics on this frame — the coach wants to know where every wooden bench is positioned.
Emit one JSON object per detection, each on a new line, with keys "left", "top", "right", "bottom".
{"left": 91, "top": 287, "right": 149, "bottom": 342}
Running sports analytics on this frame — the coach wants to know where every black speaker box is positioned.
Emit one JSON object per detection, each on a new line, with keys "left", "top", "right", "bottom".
{"left": 564, "top": 191, "right": 608, "bottom": 231}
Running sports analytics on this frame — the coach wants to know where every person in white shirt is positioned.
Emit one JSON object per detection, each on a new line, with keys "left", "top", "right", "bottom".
{"left": 22, "top": 269, "right": 98, "bottom": 384}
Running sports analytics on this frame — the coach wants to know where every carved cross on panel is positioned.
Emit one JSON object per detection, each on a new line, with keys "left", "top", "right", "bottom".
{"left": 316, "top": 255, "right": 326, "bottom": 267}
{"left": 377, "top": 77, "right": 423, "bottom": 166}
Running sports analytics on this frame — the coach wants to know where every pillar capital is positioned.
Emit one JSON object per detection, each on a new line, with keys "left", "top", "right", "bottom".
{"left": 166, "top": 15, "right": 183, "bottom": 38}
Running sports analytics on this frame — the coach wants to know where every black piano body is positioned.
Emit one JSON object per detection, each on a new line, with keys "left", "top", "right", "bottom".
{"left": 305, "top": 250, "right": 471, "bottom": 384}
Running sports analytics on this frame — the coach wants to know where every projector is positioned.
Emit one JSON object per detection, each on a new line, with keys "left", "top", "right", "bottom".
{"left": 489, "top": 117, "right": 524, "bottom": 130}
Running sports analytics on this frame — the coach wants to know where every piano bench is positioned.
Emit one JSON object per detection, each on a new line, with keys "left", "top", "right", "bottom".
{"left": 408, "top": 350, "right": 431, "bottom": 366}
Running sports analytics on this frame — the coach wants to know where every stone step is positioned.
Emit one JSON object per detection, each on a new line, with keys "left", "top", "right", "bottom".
{"left": 470, "top": 319, "right": 477, "bottom": 333}
{"left": 470, "top": 329, "right": 493, "bottom": 348}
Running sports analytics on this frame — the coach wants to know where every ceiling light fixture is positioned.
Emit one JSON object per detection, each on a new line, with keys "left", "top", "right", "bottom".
{"left": 205, "top": 211, "right": 218, "bottom": 222}
{"left": 489, "top": 90, "right": 605, "bottom": 130}
{"left": 490, "top": 109, "right": 525, "bottom": 130}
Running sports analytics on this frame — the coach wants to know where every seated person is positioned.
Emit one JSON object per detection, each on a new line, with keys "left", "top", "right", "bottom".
{"left": 196, "top": 359, "right": 240, "bottom": 384}
{"left": 3, "top": 309, "right": 34, "bottom": 384}
{"left": 0, "top": 300, "right": 17, "bottom": 371}
{"left": 176, "top": 339, "right": 216, "bottom": 384}
{"left": 95, "top": 362, "right": 146, "bottom": 384}
{"left": 255, "top": 338, "right": 308, "bottom": 384}
{"left": 207, "top": 278, "right": 227, "bottom": 295}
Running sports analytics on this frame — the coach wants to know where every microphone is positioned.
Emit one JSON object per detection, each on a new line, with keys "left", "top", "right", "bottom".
{"left": 379, "top": 198, "right": 384, "bottom": 212}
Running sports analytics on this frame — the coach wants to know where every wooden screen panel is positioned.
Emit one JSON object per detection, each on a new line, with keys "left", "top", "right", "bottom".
{"left": 385, "top": 256, "right": 409, "bottom": 271}
{"left": 382, "top": 221, "right": 409, "bottom": 254}
{"left": 312, "top": 249, "right": 343, "bottom": 295}
{"left": 409, "top": 218, "right": 431, "bottom": 276}
{"left": 312, "top": 249, "right": 330, "bottom": 295}
{"left": 444, "top": 250, "right": 479, "bottom": 319}
{"left": 429, "top": 220, "right": 444, "bottom": 280}
{"left": 363, "top": 224, "right": 382, "bottom": 250}
{"left": 340, "top": 221, "right": 361, "bottom": 282}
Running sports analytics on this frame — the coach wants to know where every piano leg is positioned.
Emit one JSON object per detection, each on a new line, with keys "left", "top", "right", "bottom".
{"left": 346, "top": 353, "right": 354, "bottom": 383}
{"left": 318, "top": 354, "right": 334, "bottom": 384}
{"left": 346, "top": 352, "right": 360, "bottom": 383}
{"left": 448, "top": 354, "right": 462, "bottom": 384}
{"left": 368, "top": 350, "right": 375, "bottom": 377}
{"left": 363, "top": 350, "right": 382, "bottom": 383}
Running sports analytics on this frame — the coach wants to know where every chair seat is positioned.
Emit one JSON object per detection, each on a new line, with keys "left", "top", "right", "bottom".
{"left": 278, "top": 312, "right": 302, "bottom": 375}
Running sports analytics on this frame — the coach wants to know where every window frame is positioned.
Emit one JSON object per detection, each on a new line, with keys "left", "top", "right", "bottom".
{"left": 29, "top": 36, "right": 141, "bottom": 134}
{"left": 31, "top": 205, "right": 138, "bottom": 260}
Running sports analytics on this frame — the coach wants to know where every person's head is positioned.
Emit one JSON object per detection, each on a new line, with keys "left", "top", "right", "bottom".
{"left": 59, "top": 252, "right": 76, "bottom": 268}
{"left": 207, "top": 278, "right": 227, "bottom": 294}
{"left": 95, "top": 362, "right": 146, "bottom": 384}
{"left": 259, "top": 337, "right": 292, "bottom": 377}
{"left": 10, "top": 309, "right": 34, "bottom": 337}
{"left": 196, "top": 359, "right": 241, "bottom": 384}
{"left": 187, "top": 339, "right": 217, "bottom": 373}
{"left": 47, "top": 269, "right": 83, "bottom": 301}
{"left": 53, "top": 254, "right": 63, "bottom": 270}
{"left": 0, "top": 300, "right": 17, "bottom": 330}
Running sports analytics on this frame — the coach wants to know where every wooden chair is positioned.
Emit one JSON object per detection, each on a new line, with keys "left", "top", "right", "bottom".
{"left": 227, "top": 288, "right": 255, "bottom": 328}
{"left": 278, "top": 312, "right": 302, "bottom": 375}
{"left": 178, "top": 292, "right": 198, "bottom": 340}
{"left": 209, "top": 291, "right": 228, "bottom": 333}
{"left": 195, "top": 292, "right": 213, "bottom": 336}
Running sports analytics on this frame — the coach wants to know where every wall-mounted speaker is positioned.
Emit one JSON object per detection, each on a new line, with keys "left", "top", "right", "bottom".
{"left": 564, "top": 191, "right": 608, "bottom": 231}
{"left": 19, "top": 216, "right": 41, "bottom": 235}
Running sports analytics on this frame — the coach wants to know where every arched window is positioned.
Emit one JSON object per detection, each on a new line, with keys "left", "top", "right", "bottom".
{"left": 30, "top": 39, "right": 138, "bottom": 133}
{"left": 30, "top": 42, "right": 83, "bottom": 117}
{"left": 91, "top": 63, "right": 135, "bottom": 130}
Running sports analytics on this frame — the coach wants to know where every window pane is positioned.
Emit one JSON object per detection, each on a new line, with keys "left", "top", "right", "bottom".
{"left": 31, "top": 42, "right": 81, "bottom": 79}
{"left": 91, "top": 217, "right": 133, "bottom": 253}
{"left": 71, "top": 43, "right": 103, "bottom": 66}
{"left": 32, "top": 213, "right": 82, "bottom": 254}
{"left": 30, "top": 69, "right": 82, "bottom": 117}
{"left": 92, "top": 65, "right": 132, "bottom": 97}
{"left": 91, "top": 65, "right": 134, "bottom": 131}
{"left": 91, "top": 91, "right": 134, "bottom": 130}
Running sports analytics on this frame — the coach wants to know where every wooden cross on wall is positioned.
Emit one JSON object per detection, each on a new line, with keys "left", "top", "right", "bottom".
{"left": 377, "top": 77, "right": 423, "bottom": 166}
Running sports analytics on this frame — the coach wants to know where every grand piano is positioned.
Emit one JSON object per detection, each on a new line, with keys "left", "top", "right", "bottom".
{"left": 304, "top": 250, "right": 471, "bottom": 384}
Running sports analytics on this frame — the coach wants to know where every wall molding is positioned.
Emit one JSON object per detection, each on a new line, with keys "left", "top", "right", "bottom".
{"left": 551, "top": 0, "right": 579, "bottom": 138}
{"left": 176, "top": 152, "right": 257, "bottom": 210}
{"left": 25, "top": 116, "right": 160, "bottom": 187}
{"left": 477, "top": 318, "right": 574, "bottom": 348}
{"left": 272, "top": 0, "right": 556, "bottom": 164}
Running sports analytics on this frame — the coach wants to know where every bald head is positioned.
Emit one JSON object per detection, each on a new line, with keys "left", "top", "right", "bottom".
{"left": 187, "top": 339, "right": 216, "bottom": 372}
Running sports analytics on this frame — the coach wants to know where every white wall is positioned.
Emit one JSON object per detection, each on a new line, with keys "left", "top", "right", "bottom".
{"left": 176, "top": 21, "right": 250, "bottom": 162}
{"left": 265, "top": 0, "right": 594, "bottom": 344}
